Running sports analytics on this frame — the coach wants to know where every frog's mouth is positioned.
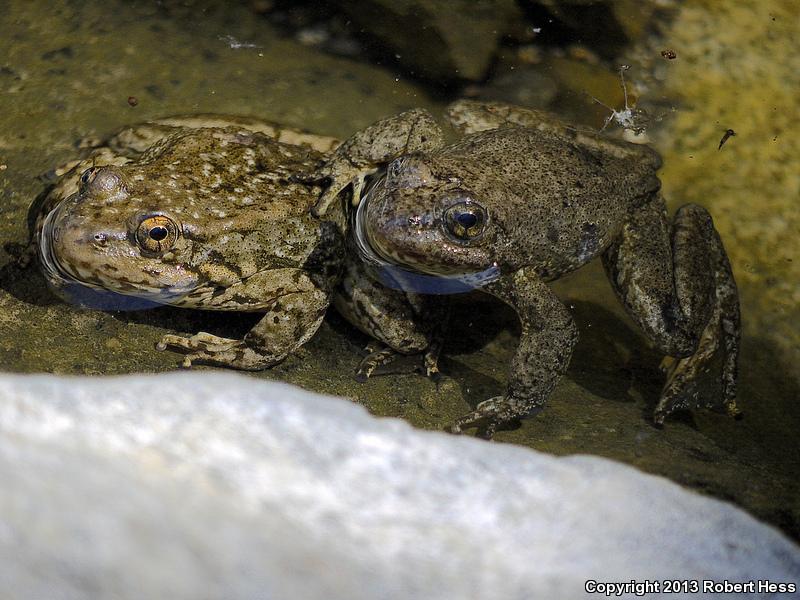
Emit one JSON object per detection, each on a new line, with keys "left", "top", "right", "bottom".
{"left": 352, "top": 174, "right": 501, "bottom": 295}
{"left": 38, "top": 203, "right": 192, "bottom": 310}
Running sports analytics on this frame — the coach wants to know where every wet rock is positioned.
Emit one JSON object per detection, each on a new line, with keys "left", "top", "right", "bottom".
{"left": 1, "top": 371, "right": 798, "bottom": 599}
{"left": 651, "top": 0, "right": 800, "bottom": 384}
{"left": 525, "top": 0, "right": 662, "bottom": 57}
{"left": 330, "top": 0, "right": 522, "bottom": 82}
{"left": 473, "top": 66, "right": 558, "bottom": 109}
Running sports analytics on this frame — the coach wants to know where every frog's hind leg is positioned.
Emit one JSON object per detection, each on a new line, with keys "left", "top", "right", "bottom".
{"left": 602, "top": 196, "right": 740, "bottom": 424}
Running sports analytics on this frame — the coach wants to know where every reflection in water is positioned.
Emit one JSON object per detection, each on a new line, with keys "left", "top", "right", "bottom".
{"left": 44, "top": 281, "right": 166, "bottom": 311}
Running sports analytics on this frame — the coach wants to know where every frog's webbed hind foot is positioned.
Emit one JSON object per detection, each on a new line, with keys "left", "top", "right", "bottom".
{"left": 654, "top": 218, "right": 740, "bottom": 425}
{"left": 157, "top": 331, "right": 283, "bottom": 371}
{"left": 448, "top": 397, "right": 527, "bottom": 440}
{"left": 654, "top": 323, "right": 740, "bottom": 424}
{"left": 603, "top": 199, "right": 740, "bottom": 424}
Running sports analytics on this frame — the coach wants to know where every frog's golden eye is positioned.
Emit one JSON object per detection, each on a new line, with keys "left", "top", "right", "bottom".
{"left": 442, "top": 200, "right": 487, "bottom": 241}
{"left": 135, "top": 215, "right": 179, "bottom": 254}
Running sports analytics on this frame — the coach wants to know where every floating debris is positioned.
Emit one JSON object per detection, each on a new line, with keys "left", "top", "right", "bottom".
{"left": 661, "top": 49, "right": 677, "bottom": 60}
{"left": 218, "top": 35, "right": 261, "bottom": 50}
{"left": 591, "top": 65, "right": 651, "bottom": 135}
{"left": 127, "top": 96, "right": 138, "bottom": 107}
{"left": 718, "top": 128, "right": 736, "bottom": 150}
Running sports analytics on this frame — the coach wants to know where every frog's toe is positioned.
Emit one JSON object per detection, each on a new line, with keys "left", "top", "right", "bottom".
{"left": 157, "top": 331, "right": 238, "bottom": 353}
{"left": 157, "top": 332, "right": 274, "bottom": 370}
{"left": 423, "top": 343, "right": 443, "bottom": 382}
{"left": 312, "top": 186, "right": 344, "bottom": 218}
{"left": 447, "top": 397, "right": 515, "bottom": 439}
{"left": 354, "top": 342, "right": 398, "bottom": 382}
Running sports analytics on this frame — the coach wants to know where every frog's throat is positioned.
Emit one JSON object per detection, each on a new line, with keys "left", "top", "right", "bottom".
{"left": 38, "top": 205, "right": 193, "bottom": 310}
{"left": 352, "top": 177, "right": 500, "bottom": 295}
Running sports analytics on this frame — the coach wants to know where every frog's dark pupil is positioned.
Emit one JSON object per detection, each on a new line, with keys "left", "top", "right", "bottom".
{"left": 456, "top": 212, "right": 478, "bottom": 229}
{"left": 149, "top": 226, "right": 169, "bottom": 241}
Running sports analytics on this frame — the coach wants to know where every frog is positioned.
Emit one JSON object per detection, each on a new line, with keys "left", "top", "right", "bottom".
{"left": 32, "top": 114, "right": 442, "bottom": 375}
{"left": 309, "top": 100, "right": 741, "bottom": 438}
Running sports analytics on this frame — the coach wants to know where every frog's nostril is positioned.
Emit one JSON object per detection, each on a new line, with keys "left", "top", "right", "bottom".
{"left": 93, "top": 232, "right": 108, "bottom": 246}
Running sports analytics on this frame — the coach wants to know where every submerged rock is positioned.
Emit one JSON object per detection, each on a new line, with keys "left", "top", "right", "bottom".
{"left": 0, "top": 371, "right": 797, "bottom": 599}
{"left": 526, "top": 0, "right": 662, "bottom": 57}
{"left": 330, "top": 0, "right": 522, "bottom": 82}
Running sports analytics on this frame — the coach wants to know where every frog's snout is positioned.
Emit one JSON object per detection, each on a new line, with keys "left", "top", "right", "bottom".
{"left": 50, "top": 221, "right": 102, "bottom": 265}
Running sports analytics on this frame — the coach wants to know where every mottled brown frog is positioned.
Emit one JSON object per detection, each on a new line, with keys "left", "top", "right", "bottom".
{"left": 311, "top": 100, "right": 741, "bottom": 437}
{"left": 35, "top": 116, "right": 344, "bottom": 369}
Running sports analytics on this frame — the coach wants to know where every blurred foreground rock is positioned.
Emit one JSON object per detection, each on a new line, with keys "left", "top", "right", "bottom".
{"left": 0, "top": 372, "right": 798, "bottom": 600}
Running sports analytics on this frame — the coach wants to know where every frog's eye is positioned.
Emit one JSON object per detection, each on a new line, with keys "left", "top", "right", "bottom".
{"left": 79, "top": 167, "right": 99, "bottom": 188}
{"left": 79, "top": 166, "right": 127, "bottom": 198}
{"left": 135, "top": 215, "right": 179, "bottom": 254}
{"left": 442, "top": 200, "right": 487, "bottom": 241}
{"left": 386, "top": 154, "right": 433, "bottom": 189}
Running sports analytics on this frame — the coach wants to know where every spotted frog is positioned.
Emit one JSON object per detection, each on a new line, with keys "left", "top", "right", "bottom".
{"left": 33, "top": 115, "right": 440, "bottom": 373}
{"left": 311, "top": 100, "right": 741, "bottom": 437}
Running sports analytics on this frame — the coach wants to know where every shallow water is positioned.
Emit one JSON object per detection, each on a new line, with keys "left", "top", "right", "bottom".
{"left": 1, "top": 0, "right": 798, "bottom": 540}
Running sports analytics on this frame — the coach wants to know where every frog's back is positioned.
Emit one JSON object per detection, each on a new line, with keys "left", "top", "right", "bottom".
{"left": 135, "top": 126, "right": 326, "bottom": 218}
{"left": 433, "top": 126, "right": 663, "bottom": 276}
{"left": 440, "top": 126, "right": 661, "bottom": 213}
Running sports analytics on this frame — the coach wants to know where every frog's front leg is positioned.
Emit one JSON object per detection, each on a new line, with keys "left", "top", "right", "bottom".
{"left": 332, "top": 251, "right": 447, "bottom": 382}
{"left": 449, "top": 268, "right": 578, "bottom": 438}
{"left": 602, "top": 196, "right": 740, "bottom": 423}
{"left": 158, "top": 287, "right": 329, "bottom": 371}
{"left": 306, "top": 109, "right": 445, "bottom": 217}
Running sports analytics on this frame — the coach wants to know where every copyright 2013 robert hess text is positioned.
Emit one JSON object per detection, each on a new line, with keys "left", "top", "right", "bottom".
{"left": 584, "top": 579, "right": 796, "bottom": 596}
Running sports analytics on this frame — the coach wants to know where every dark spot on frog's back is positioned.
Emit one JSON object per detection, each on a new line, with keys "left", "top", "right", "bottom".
{"left": 547, "top": 226, "right": 560, "bottom": 244}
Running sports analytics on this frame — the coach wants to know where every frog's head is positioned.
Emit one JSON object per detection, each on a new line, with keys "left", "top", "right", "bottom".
{"left": 38, "top": 163, "right": 203, "bottom": 309}
{"left": 355, "top": 155, "right": 500, "bottom": 293}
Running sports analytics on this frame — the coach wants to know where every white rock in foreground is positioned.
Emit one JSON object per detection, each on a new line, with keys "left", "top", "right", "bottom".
{"left": 0, "top": 372, "right": 797, "bottom": 600}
